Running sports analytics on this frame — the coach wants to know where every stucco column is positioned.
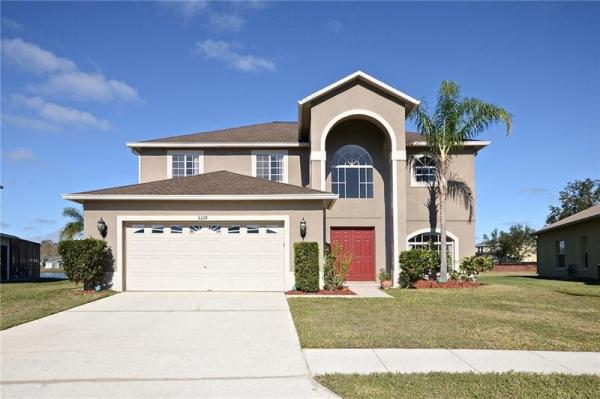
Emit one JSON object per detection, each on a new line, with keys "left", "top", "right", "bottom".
{"left": 310, "top": 151, "right": 326, "bottom": 190}
{"left": 391, "top": 153, "right": 408, "bottom": 287}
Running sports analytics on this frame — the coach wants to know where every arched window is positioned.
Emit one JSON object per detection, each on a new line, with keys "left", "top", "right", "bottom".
{"left": 407, "top": 231, "right": 456, "bottom": 269}
{"left": 331, "top": 145, "right": 373, "bottom": 198}
{"left": 413, "top": 155, "right": 436, "bottom": 184}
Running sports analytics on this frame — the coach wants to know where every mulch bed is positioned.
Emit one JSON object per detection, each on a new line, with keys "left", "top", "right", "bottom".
{"left": 412, "top": 280, "right": 480, "bottom": 289}
{"left": 286, "top": 288, "right": 356, "bottom": 295}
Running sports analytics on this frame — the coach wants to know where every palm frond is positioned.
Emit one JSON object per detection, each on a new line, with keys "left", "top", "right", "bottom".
{"left": 447, "top": 174, "right": 474, "bottom": 221}
{"left": 457, "top": 98, "right": 512, "bottom": 140}
{"left": 62, "top": 207, "right": 83, "bottom": 223}
{"left": 60, "top": 221, "right": 83, "bottom": 240}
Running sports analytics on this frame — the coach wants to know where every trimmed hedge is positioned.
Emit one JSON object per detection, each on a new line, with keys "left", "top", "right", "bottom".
{"left": 294, "top": 242, "right": 320, "bottom": 292}
{"left": 58, "top": 238, "right": 112, "bottom": 290}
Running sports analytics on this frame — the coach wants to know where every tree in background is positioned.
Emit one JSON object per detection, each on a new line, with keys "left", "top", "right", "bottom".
{"left": 410, "top": 81, "right": 512, "bottom": 281}
{"left": 546, "top": 178, "right": 600, "bottom": 224}
{"left": 483, "top": 224, "right": 536, "bottom": 264}
{"left": 60, "top": 207, "right": 83, "bottom": 240}
{"left": 40, "top": 240, "right": 59, "bottom": 261}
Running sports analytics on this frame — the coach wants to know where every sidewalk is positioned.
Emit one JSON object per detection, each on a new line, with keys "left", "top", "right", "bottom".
{"left": 304, "top": 349, "right": 600, "bottom": 375}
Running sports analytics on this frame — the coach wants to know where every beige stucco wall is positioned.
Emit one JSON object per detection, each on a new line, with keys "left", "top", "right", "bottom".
{"left": 139, "top": 148, "right": 308, "bottom": 186}
{"left": 83, "top": 200, "right": 326, "bottom": 291}
{"left": 537, "top": 219, "right": 600, "bottom": 280}
{"left": 405, "top": 148, "right": 477, "bottom": 263}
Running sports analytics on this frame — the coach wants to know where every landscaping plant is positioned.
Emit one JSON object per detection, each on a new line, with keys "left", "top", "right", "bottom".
{"left": 294, "top": 242, "right": 320, "bottom": 292}
{"left": 323, "top": 241, "right": 352, "bottom": 290}
{"left": 58, "top": 238, "right": 111, "bottom": 290}
{"left": 457, "top": 255, "right": 495, "bottom": 281}
{"left": 398, "top": 248, "right": 438, "bottom": 288}
{"left": 378, "top": 268, "right": 392, "bottom": 289}
{"left": 409, "top": 81, "right": 512, "bottom": 281}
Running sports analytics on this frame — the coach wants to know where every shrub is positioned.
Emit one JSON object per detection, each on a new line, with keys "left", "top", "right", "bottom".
{"left": 398, "top": 248, "right": 439, "bottom": 288}
{"left": 58, "top": 238, "right": 111, "bottom": 290}
{"left": 323, "top": 241, "right": 352, "bottom": 290}
{"left": 459, "top": 255, "right": 495, "bottom": 280}
{"left": 294, "top": 242, "right": 319, "bottom": 292}
{"left": 378, "top": 268, "right": 391, "bottom": 281}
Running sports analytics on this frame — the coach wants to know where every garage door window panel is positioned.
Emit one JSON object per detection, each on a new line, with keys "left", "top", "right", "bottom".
{"left": 132, "top": 225, "right": 145, "bottom": 234}
{"left": 170, "top": 225, "right": 183, "bottom": 234}
{"left": 151, "top": 225, "right": 164, "bottom": 234}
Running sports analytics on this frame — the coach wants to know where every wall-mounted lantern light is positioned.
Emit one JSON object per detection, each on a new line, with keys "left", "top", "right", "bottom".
{"left": 97, "top": 218, "right": 108, "bottom": 239}
{"left": 300, "top": 218, "right": 307, "bottom": 240}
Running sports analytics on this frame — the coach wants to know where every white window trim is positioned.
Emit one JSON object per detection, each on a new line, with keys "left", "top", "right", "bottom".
{"left": 167, "top": 150, "right": 204, "bottom": 178}
{"left": 251, "top": 150, "right": 288, "bottom": 184}
{"left": 405, "top": 228, "right": 460, "bottom": 270}
{"left": 410, "top": 153, "right": 436, "bottom": 188}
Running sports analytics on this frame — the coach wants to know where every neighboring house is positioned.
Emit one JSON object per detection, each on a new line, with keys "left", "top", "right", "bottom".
{"left": 0, "top": 233, "right": 41, "bottom": 282}
{"left": 43, "top": 257, "right": 63, "bottom": 269}
{"left": 535, "top": 205, "right": 599, "bottom": 280}
{"left": 62, "top": 71, "right": 487, "bottom": 291}
{"left": 475, "top": 242, "right": 489, "bottom": 256}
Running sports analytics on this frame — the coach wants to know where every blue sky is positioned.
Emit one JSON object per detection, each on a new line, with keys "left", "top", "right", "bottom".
{"left": 1, "top": 1, "right": 599, "bottom": 243}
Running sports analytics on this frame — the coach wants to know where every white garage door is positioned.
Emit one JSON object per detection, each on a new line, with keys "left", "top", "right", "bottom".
{"left": 125, "top": 222, "right": 285, "bottom": 291}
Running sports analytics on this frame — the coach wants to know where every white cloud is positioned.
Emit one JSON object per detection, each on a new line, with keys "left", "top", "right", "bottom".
{"left": 325, "top": 20, "right": 344, "bottom": 33}
{"left": 11, "top": 94, "right": 112, "bottom": 131}
{"left": 33, "top": 71, "right": 140, "bottom": 103}
{"left": 208, "top": 13, "right": 245, "bottom": 33}
{"left": 33, "top": 217, "right": 56, "bottom": 224}
{"left": 3, "top": 147, "right": 36, "bottom": 162}
{"left": 1, "top": 38, "right": 76, "bottom": 74}
{"left": 1, "top": 114, "right": 61, "bottom": 132}
{"left": 1, "top": 17, "right": 24, "bottom": 32}
{"left": 194, "top": 39, "right": 275, "bottom": 72}
{"left": 2, "top": 37, "right": 140, "bottom": 103}
{"left": 161, "top": 0, "right": 209, "bottom": 20}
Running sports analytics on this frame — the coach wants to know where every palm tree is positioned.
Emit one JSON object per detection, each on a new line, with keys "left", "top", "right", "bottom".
{"left": 60, "top": 207, "right": 84, "bottom": 240}
{"left": 409, "top": 81, "right": 512, "bottom": 281}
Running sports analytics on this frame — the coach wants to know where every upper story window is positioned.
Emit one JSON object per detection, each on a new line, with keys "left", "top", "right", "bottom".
{"left": 168, "top": 151, "right": 203, "bottom": 178}
{"left": 331, "top": 145, "right": 373, "bottom": 198}
{"left": 252, "top": 150, "right": 288, "bottom": 183}
{"left": 412, "top": 154, "right": 437, "bottom": 186}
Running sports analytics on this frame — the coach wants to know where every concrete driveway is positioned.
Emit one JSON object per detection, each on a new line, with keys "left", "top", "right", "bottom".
{"left": 1, "top": 292, "right": 336, "bottom": 398}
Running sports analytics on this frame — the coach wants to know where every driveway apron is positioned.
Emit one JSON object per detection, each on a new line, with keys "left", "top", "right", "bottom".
{"left": 1, "top": 292, "right": 336, "bottom": 398}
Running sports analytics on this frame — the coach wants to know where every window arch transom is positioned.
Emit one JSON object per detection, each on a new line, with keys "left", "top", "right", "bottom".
{"left": 331, "top": 145, "right": 373, "bottom": 198}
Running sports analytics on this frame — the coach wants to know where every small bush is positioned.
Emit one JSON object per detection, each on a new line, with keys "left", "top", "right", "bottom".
{"left": 294, "top": 242, "right": 320, "bottom": 292}
{"left": 323, "top": 241, "right": 352, "bottom": 290}
{"left": 378, "top": 268, "right": 391, "bottom": 281}
{"left": 398, "top": 248, "right": 438, "bottom": 288}
{"left": 58, "top": 238, "right": 111, "bottom": 290}
{"left": 459, "top": 255, "right": 495, "bottom": 281}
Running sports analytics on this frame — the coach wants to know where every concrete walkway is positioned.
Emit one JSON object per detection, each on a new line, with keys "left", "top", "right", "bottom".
{"left": 304, "top": 349, "right": 600, "bottom": 375}
{"left": 347, "top": 281, "right": 393, "bottom": 298}
{"left": 1, "top": 292, "right": 336, "bottom": 398}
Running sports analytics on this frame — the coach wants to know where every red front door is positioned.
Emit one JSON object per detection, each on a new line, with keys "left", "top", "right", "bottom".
{"left": 330, "top": 228, "right": 375, "bottom": 281}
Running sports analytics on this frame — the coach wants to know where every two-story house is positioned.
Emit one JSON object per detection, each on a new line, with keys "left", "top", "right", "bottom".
{"left": 63, "top": 71, "right": 488, "bottom": 291}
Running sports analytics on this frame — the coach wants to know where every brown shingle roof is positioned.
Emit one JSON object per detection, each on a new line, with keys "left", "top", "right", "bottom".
{"left": 535, "top": 205, "right": 600, "bottom": 234}
{"left": 142, "top": 122, "right": 302, "bottom": 144}
{"left": 137, "top": 121, "right": 430, "bottom": 145}
{"left": 72, "top": 171, "right": 332, "bottom": 197}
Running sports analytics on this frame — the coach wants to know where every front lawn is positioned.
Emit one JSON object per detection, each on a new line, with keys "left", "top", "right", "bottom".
{"left": 318, "top": 372, "right": 600, "bottom": 399}
{"left": 1, "top": 279, "right": 114, "bottom": 330}
{"left": 288, "top": 273, "right": 600, "bottom": 350}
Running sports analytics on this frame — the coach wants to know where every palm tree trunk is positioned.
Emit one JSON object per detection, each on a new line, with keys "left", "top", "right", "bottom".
{"left": 439, "top": 160, "right": 448, "bottom": 282}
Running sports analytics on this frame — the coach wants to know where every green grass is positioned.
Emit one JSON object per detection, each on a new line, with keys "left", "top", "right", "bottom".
{"left": 288, "top": 273, "right": 600, "bottom": 351}
{"left": 39, "top": 268, "right": 65, "bottom": 274}
{"left": 1, "top": 279, "right": 114, "bottom": 330}
{"left": 317, "top": 372, "right": 600, "bottom": 399}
